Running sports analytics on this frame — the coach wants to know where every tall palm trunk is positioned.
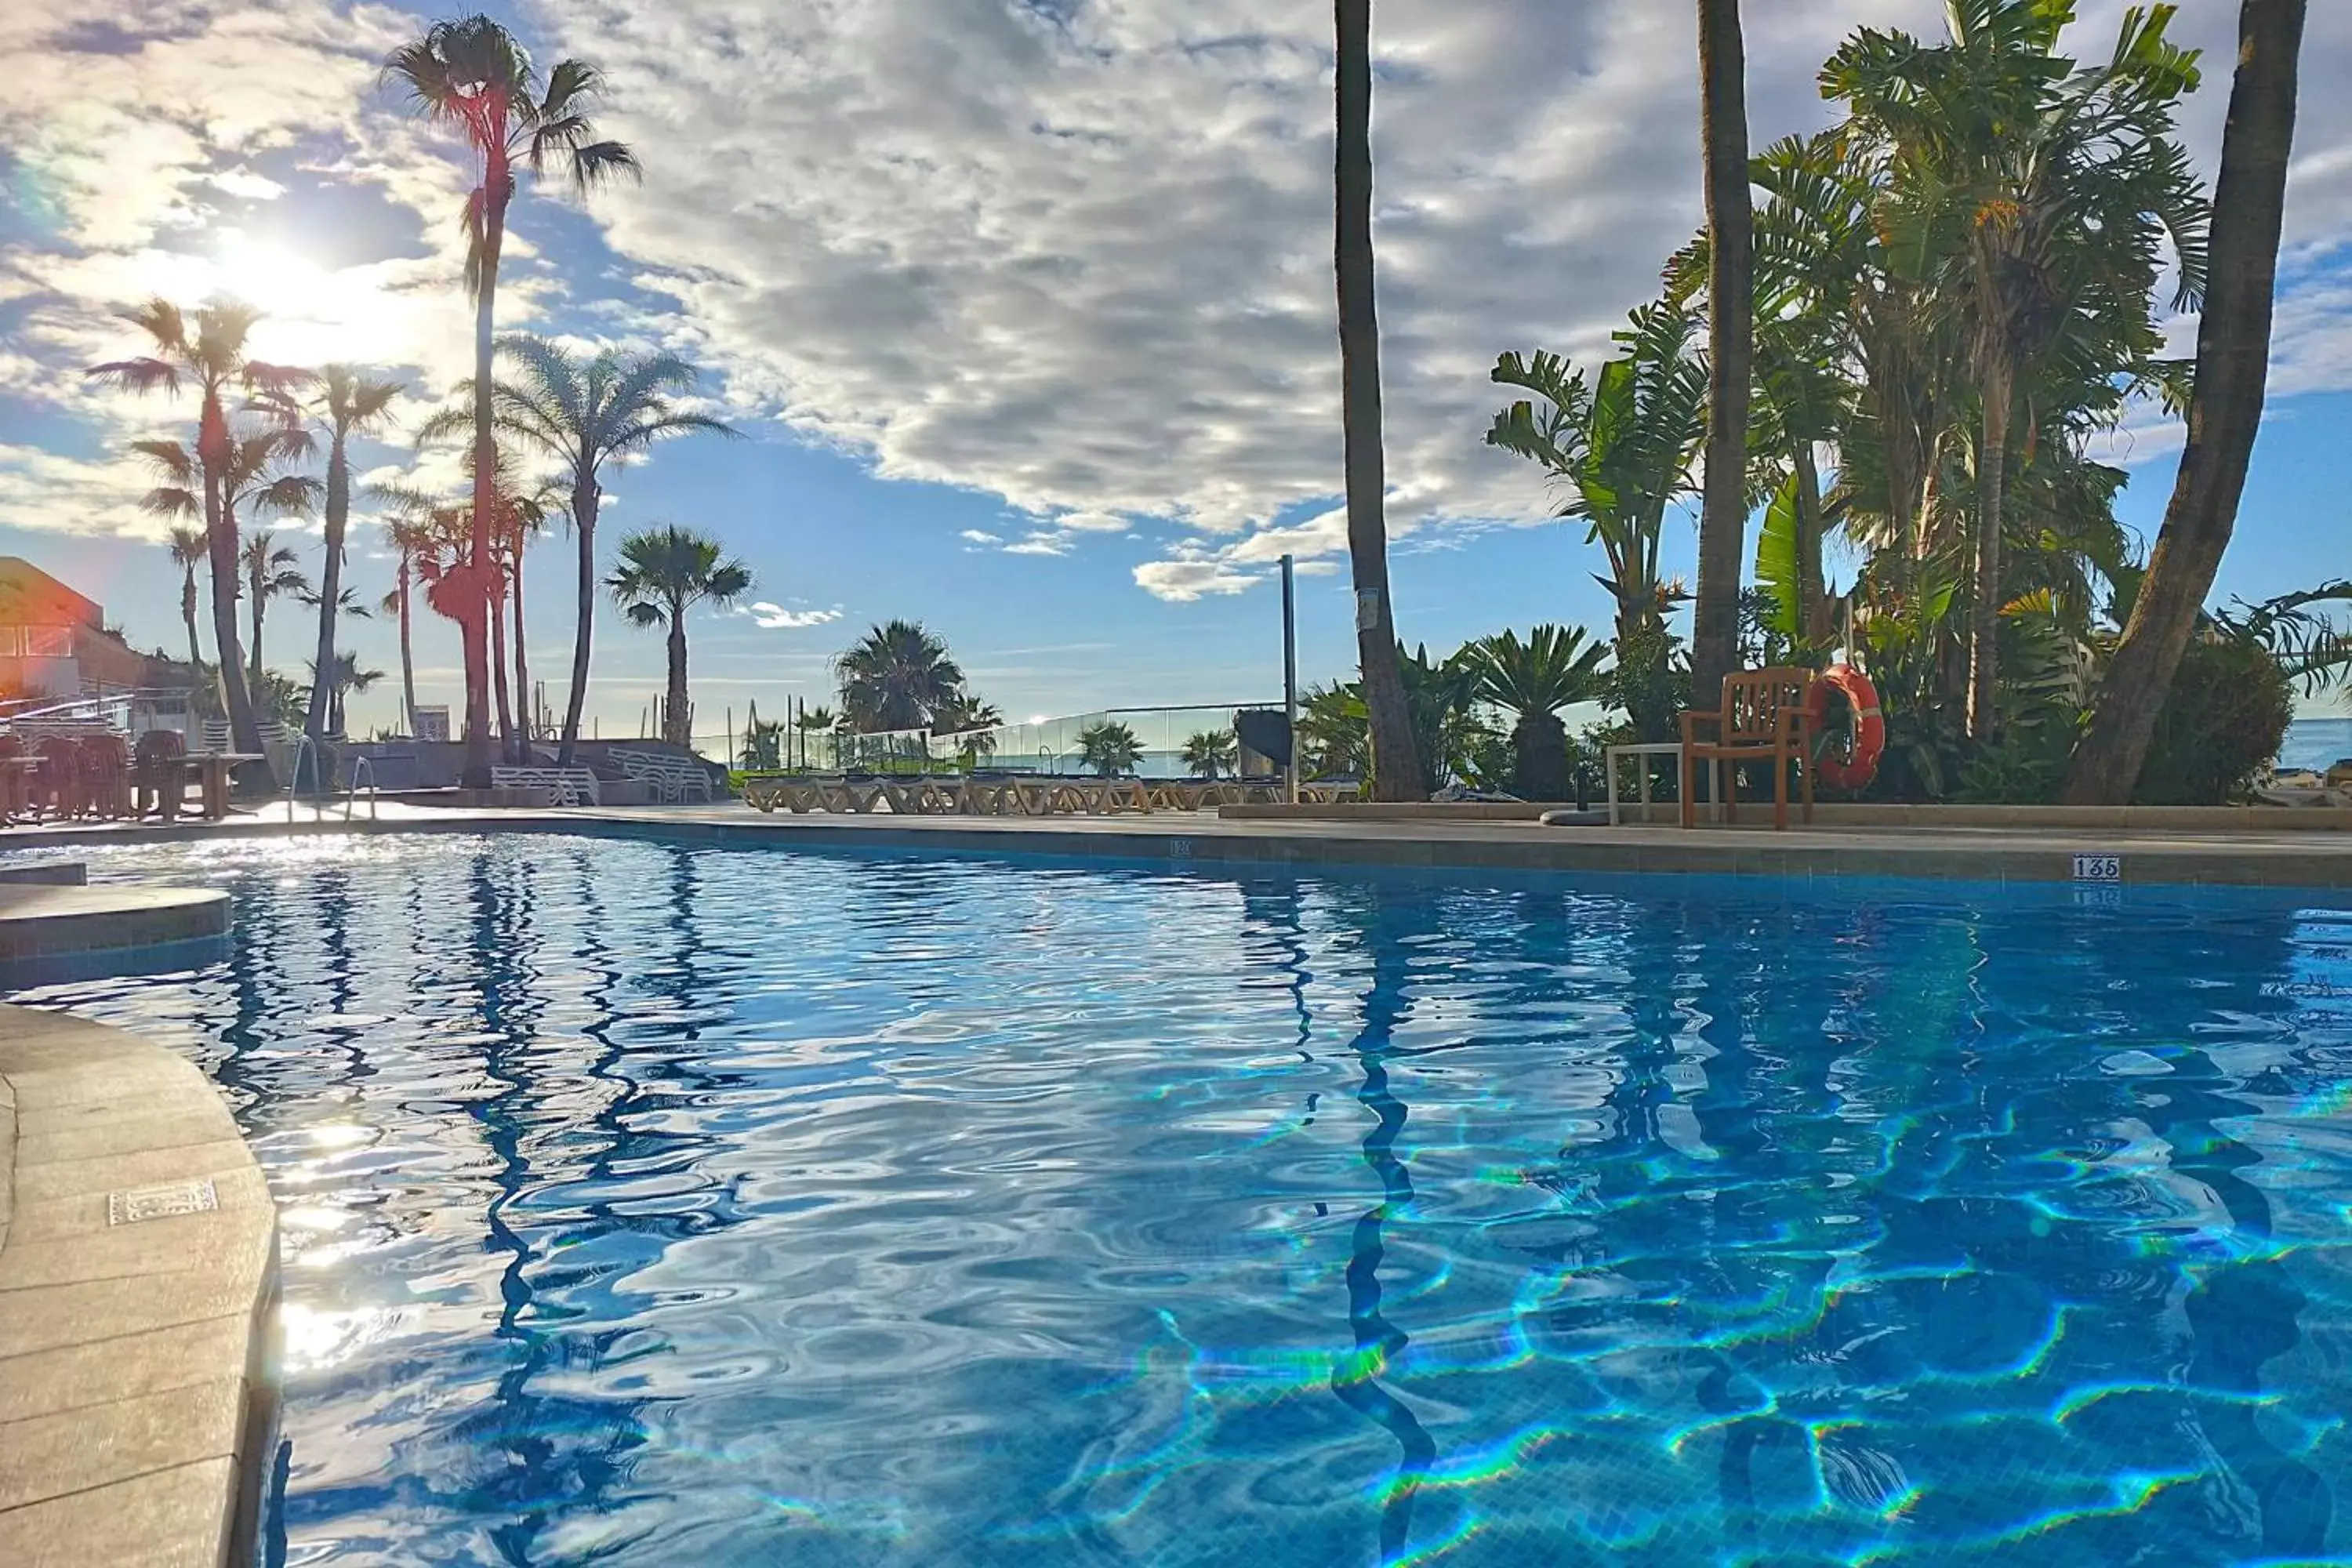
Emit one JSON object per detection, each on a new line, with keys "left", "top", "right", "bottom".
{"left": 2066, "top": 0, "right": 2306, "bottom": 801}
{"left": 248, "top": 581, "right": 267, "bottom": 695}
{"left": 180, "top": 569, "right": 202, "bottom": 672}
{"left": 396, "top": 561, "right": 419, "bottom": 735}
{"left": 665, "top": 608, "right": 690, "bottom": 748}
{"left": 201, "top": 394, "right": 267, "bottom": 782}
{"left": 461, "top": 171, "right": 509, "bottom": 790}
{"left": 511, "top": 522, "right": 530, "bottom": 759}
{"left": 1334, "top": 0, "right": 1423, "bottom": 801}
{"left": 1692, "top": 0, "right": 1753, "bottom": 711}
{"left": 1968, "top": 358, "right": 2014, "bottom": 740}
{"left": 489, "top": 557, "right": 515, "bottom": 753}
{"left": 305, "top": 429, "right": 349, "bottom": 740}
{"left": 558, "top": 479, "right": 599, "bottom": 768}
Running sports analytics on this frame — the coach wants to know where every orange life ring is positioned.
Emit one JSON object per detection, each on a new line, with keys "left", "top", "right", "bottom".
{"left": 1807, "top": 664, "right": 1886, "bottom": 792}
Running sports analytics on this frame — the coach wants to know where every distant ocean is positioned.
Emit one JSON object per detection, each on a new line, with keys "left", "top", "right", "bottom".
{"left": 2281, "top": 717, "right": 2352, "bottom": 773}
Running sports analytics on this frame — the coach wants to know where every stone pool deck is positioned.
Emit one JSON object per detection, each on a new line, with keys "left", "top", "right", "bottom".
{"left": 0, "top": 884, "right": 230, "bottom": 964}
{"left": 0, "top": 1005, "right": 279, "bottom": 1568}
{"left": 574, "top": 804, "right": 2352, "bottom": 887}
{"left": 4, "top": 798, "right": 2352, "bottom": 886}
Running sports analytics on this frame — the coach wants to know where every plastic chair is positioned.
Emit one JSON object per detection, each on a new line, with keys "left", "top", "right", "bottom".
{"left": 78, "top": 733, "right": 134, "bottom": 819}
{"left": 134, "top": 730, "right": 188, "bottom": 821}
{"left": 0, "top": 732, "right": 24, "bottom": 821}
{"left": 33, "top": 735, "right": 84, "bottom": 820}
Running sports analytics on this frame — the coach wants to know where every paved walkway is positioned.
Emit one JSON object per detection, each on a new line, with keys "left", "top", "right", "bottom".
{"left": 0, "top": 1006, "right": 278, "bottom": 1568}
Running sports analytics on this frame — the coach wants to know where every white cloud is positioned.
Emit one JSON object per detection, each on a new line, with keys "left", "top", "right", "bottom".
{"left": 742, "top": 602, "right": 844, "bottom": 630}
{"left": 5, "top": 0, "right": 2352, "bottom": 612}
{"left": 206, "top": 167, "right": 287, "bottom": 201}
{"left": 1134, "top": 554, "right": 1263, "bottom": 603}
{"left": 543, "top": 0, "right": 2352, "bottom": 598}
{"left": 0, "top": 442, "right": 165, "bottom": 539}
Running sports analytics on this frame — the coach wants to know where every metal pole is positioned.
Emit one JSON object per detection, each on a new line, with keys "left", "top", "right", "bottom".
{"left": 1281, "top": 553, "right": 1299, "bottom": 805}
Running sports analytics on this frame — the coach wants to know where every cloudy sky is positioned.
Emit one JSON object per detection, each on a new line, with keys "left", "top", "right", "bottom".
{"left": 2, "top": 0, "right": 2349, "bottom": 738}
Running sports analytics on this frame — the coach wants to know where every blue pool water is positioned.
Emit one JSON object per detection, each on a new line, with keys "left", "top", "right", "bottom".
{"left": 13, "top": 833, "right": 2352, "bottom": 1566}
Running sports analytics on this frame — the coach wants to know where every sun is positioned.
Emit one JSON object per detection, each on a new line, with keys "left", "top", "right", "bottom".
{"left": 215, "top": 232, "right": 343, "bottom": 321}
{"left": 129, "top": 227, "right": 447, "bottom": 373}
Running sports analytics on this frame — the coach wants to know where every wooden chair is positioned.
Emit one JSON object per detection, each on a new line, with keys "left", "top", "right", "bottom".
{"left": 1679, "top": 667, "right": 1817, "bottom": 831}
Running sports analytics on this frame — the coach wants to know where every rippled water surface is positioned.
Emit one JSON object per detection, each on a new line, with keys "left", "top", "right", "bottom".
{"left": 13, "top": 833, "right": 2352, "bottom": 1566}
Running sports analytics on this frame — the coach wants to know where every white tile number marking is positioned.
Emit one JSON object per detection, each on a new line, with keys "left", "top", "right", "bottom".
{"left": 108, "top": 1178, "right": 219, "bottom": 1225}
{"left": 2072, "top": 853, "right": 2122, "bottom": 883}
{"left": 1170, "top": 837, "right": 1194, "bottom": 858}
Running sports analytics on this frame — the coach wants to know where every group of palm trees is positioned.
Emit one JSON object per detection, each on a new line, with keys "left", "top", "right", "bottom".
{"left": 1339, "top": 0, "right": 2315, "bottom": 804}
{"left": 95, "top": 15, "right": 742, "bottom": 786}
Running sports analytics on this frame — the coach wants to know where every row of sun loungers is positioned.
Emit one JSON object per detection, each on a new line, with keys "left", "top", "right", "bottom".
{"left": 739, "top": 775, "right": 1355, "bottom": 816}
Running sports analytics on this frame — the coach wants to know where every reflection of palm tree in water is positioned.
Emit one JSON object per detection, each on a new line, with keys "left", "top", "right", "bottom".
{"left": 1329, "top": 891, "right": 1437, "bottom": 1564}
{"left": 453, "top": 845, "right": 657, "bottom": 1557}
{"left": 460, "top": 843, "right": 753, "bottom": 1556}
{"left": 2142, "top": 1042, "right": 2329, "bottom": 1556}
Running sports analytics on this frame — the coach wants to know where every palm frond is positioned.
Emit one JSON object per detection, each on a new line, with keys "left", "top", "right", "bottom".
{"left": 129, "top": 439, "right": 196, "bottom": 484}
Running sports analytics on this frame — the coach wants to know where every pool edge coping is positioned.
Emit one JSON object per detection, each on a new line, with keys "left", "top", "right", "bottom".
{"left": 5, "top": 804, "right": 2352, "bottom": 887}
{"left": 0, "top": 1004, "right": 280, "bottom": 1568}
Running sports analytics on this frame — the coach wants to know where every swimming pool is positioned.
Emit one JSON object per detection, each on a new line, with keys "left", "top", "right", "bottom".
{"left": 12, "top": 833, "right": 2352, "bottom": 1565}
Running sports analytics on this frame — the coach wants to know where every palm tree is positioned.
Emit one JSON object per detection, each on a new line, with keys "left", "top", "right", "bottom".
{"left": 739, "top": 700, "right": 786, "bottom": 771}
{"left": 375, "top": 508, "right": 440, "bottom": 735}
{"left": 1827, "top": 1, "right": 2206, "bottom": 738}
{"left": 477, "top": 477, "right": 554, "bottom": 757}
{"left": 1181, "top": 728, "right": 1239, "bottom": 780}
{"left": 306, "top": 652, "right": 385, "bottom": 737}
{"left": 165, "top": 526, "right": 207, "bottom": 671}
{"left": 138, "top": 429, "right": 318, "bottom": 708}
{"left": 1334, "top": 0, "right": 1422, "bottom": 802}
{"left": 793, "top": 703, "right": 839, "bottom": 770}
{"left": 256, "top": 366, "right": 403, "bottom": 745}
{"left": 430, "top": 337, "right": 735, "bottom": 766}
{"left": 930, "top": 691, "right": 1002, "bottom": 768}
{"left": 1076, "top": 720, "right": 1143, "bottom": 778}
{"left": 241, "top": 531, "right": 310, "bottom": 691}
{"left": 605, "top": 526, "right": 752, "bottom": 749}
{"left": 835, "top": 621, "right": 965, "bottom": 731}
{"left": 1490, "top": 303, "right": 1708, "bottom": 739}
{"left": 408, "top": 410, "right": 564, "bottom": 760}
{"left": 386, "top": 15, "right": 637, "bottom": 787}
{"left": 1460, "top": 626, "right": 1611, "bottom": 801}
{"left": 88, "top": 299, "right": 309, "bottom": 770}
{"left": 2067, "top": 0, "right": 2309, "bottom": 801}
{"left": 1690, "top": 0, "right": 1754, "bottom": 715}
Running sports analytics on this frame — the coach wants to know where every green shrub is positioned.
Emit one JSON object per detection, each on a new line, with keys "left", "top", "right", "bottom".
{"left": 2132, "top": 636, "right": 2294, "bottom": 805}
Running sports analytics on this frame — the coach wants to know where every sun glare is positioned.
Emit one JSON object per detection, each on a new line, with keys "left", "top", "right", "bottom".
{"left": 129, "top": 227, "right": 437, "bottom": 371}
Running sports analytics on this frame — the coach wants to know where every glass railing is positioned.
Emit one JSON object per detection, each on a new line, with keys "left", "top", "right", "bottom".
{"left": 695, "top": 702, "right": 1286, "bottom": 779}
